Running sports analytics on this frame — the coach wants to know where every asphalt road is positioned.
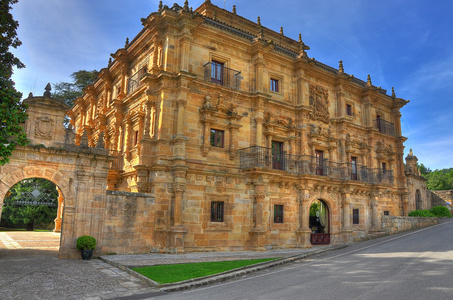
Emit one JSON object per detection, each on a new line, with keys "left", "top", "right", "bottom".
{"left": 154, "top": 219, "right": 453, "bottom": 300}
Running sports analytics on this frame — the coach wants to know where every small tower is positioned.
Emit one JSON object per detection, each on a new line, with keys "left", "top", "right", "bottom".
{"left": 405, "top": 149, "right": 419, "bottom": 176}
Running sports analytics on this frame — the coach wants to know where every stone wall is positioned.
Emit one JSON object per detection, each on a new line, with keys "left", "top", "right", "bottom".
{"left": 430, "top": 190, "right": 453, "bottom": 211}
{"left": 100, "top": 191, "right": 156, "bottom": 255}
{"left": 381, "top": 215, "right": 438, "bottom": 234}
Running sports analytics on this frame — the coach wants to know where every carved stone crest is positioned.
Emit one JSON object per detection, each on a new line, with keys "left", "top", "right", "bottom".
{"left": 309, "top": 84, "right": 330, "bottom": 123}
{"left": 35, "top": 116, "right": 54, "bottom": 138}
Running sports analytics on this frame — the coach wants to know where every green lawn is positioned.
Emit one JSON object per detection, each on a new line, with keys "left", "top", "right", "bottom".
{"left": 132, "top": 258, "right": 279, "bottom": 284}
{"left": 0, "top": 227, "right": 54, "bottom": 232}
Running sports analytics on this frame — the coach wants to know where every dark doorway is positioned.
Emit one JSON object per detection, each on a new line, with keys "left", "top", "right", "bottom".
{"left": 309, "top": 199, "right": 330, "bottom": 245}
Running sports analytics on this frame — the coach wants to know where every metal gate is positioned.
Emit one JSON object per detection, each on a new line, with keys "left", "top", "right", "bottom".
{"left": 4, "top": 178, "right": 58, "bottom": 207}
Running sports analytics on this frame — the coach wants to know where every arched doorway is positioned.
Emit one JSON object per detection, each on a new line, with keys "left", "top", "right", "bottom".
{"left": 0, "top": 178, "right": 63, "bottom": 253}
{"left": 309, "top": 199, "right": 330, "bottom": 245}
{"left": 415, "top": 189, "right": 422, "bottom": 210}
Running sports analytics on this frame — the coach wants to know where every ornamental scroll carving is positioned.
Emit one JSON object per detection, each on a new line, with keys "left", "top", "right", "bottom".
{"left": 35, "top": 116, "right": 54, "bottom": 138}
{"left": 309, "top": 84, "right": 330, "bottom": 123}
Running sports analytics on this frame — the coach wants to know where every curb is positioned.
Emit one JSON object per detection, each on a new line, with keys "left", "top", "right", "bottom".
{"left": 100, "top": 244, "right": 347, "bottom": 292}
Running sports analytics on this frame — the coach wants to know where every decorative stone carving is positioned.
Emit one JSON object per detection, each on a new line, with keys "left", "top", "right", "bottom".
{"left": 35, "top": 116, "right": 54, "bottom": 138}
{"left": 309, "top": 84, "right": 330, "bottom": 123}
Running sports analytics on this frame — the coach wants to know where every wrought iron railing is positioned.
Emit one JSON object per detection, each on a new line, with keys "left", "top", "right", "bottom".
{"left": 203, "top": 62, "right": 242, "bottom": 90}
{"left": 374, "top": 119, "right": 396, "bottom": 136}
{"left": 127, "top": 67, "right": 147, "bottom": 94}
{"left": 238, "top": 146, "right": 394, "bottom": 185}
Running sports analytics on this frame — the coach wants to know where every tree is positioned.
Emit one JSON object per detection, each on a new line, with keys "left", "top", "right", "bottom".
{"left": 1, "top": 178, "right": 58, "bottom": 231}
{"left": 0, "top": 0, "right": 28, "bottom": 165}
{"left": 53, "top": 70, "right": 99, "bottom": 107}
{"left": 419, "top": 163, "right": 453, "bottom": 191}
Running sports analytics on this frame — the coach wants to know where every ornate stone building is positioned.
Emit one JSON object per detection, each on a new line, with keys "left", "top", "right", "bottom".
{"left": 69, "top": 0, "right": 411, "bottom": 252}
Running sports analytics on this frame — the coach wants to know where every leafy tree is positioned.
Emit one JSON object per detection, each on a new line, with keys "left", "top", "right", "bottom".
{"left": 419, "top": 163, "right": 432, "bottom": 176}
{"left": 418, "top": 163, "right": 453, "bottom": 191}
{"left": 1, "top": 178, "right": 58, "bottom": 230}
{"left": 0, "top": 0, "right": 28, "bottom": 165}
{"left": 53, "top": 70, "right": 99, "bottom": 107}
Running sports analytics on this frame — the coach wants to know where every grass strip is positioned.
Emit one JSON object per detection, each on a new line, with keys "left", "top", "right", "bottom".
{"left": 132, "top": 258, "right": 279, "bottom": 284}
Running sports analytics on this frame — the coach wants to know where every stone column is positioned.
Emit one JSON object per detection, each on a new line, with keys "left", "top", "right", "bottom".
{"left": 297, "top": 187, "right": 312, "bottom": 248}
{"left": 170, "top": 179, "right": 187, "bottom": 253}
{"left": 371, "top": 196, "right": 380, "bottom": 231}
{"left": 53, "top": 187, "right": 64, "bottom": 233}
{"left": 176, "top": 99, "right": 187, "bottom": 137}
{"left": 250, "top": 192, "right": 266, "bottom": 251}
{"left": 341, "top": 192, "right": 352, "bottom": 243}
{"left": 255, "top": 114, "right": 264, "bottom": 147}
{"left": 179, "top": 36, "right": 190, "bottom": 72}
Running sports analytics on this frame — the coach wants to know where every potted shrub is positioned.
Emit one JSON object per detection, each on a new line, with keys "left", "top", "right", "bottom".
{"left": 76, "top": 235, "right": 97, "bottom": 260}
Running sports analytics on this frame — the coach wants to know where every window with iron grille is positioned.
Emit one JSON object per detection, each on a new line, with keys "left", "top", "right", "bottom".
{"left": 346, "top": 104, "right": 353, "bottom": 116}
{"left": 211, "top": 201, "right": 224, "bottom": 222}
{"left": 210, "top": 129, "right": 224, "bottom": 148}
{"left": 384, "top": 211, "right": 390, "bottom": 216}
{"left": 353, "top": 208, "right": 359, "bottom": 224}
{"left": 270, "top": 78, "right": 279, "bottom": 92}
{"left": 274, "top": 205, "right": 284, "bottom": 223}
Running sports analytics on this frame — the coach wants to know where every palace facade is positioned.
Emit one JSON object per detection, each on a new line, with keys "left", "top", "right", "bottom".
{"left": 69, "top": 1, "right": 412, "bottom": 252}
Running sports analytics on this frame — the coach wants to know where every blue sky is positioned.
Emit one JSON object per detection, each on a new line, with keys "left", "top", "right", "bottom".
{"left": 10, "top": 0, "right": 453, "bottom": 170}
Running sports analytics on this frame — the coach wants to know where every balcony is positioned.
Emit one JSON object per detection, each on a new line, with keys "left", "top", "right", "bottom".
{"left": 374, "top": 118, "right": 396, "bottom": 136}
{"left": 203, "top": 62, "right": 242, "bottom": 90}
{"left": 238, "top": 146, "right": 394, "bottom": 185}
{"left": 127, "top": 67, "right": 147, "bottom": 94}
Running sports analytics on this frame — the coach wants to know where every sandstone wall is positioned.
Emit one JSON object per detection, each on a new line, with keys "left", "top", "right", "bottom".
{"left": 381, "top": 215, "right": 438, "bottom": 234}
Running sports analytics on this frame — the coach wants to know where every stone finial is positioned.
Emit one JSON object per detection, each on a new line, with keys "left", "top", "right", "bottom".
{"left": 81, "top": 128, "right": 89, "bottom": 147}
{"left": 367, "top": 74, "right": 372, "bottom": 86}
{"left": 108, "top": 57, "right": 112, "bottom": 66}
{"left": 44, "top": 83, "right": 52, "bottom": 97}
{"left": 338, "top": 60, "right": 344, "bottom": 74}
{"left": 280, "top": 27, "right": 284, "bottom": 36}
{"left": 205, "top": 0, "right": 211, "bottom": 3}
{"left": 392, "top": 87, "right": 396, "bottom": 98}
{"left": 96, "top": 132, "right": 105, "bottom": 149}
{"left": 257, "top": 16, "right": 261, "bottom": 26}
{"left": 233, "top": 5, "right": 236, "bottom": 14}
{"left": 158, "top": 0, "right": 163, "bottom": 12}
{"left": 183, "top": 0, "right": 189, "bottom": 11}
{"left": 125, "top": 37, "right": 129, "bottom": 47}
{"left": 28, "top": 92, "right": 33, "bottom": 98}
{"left": 409, "top": 148, "right": 413, "bottom": 156}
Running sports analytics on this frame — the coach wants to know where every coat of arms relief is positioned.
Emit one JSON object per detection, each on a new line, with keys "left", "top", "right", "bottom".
{"left": 35, "top": 116, "right": 54, "bottom": 139}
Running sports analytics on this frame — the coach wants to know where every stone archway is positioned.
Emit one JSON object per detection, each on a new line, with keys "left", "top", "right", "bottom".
{"left": 0, "top": 166, "right": 75, "bottom": 256}
{"left": 309, "top": 199, "right": 330, "bottom": 245}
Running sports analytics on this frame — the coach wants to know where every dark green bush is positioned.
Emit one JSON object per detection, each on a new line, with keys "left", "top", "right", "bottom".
{"left": 76, "top": 235, "right": 96, "bottom": 250}
{"left": 408, "top": 210, "right": 435, "bottom": 217}
{"left": 429, "top": 206, "right": 452, "bottom": 218}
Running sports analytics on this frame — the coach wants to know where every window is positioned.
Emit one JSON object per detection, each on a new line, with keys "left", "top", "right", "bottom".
{"left": 351, "top": 156, "right": 357, "bottom": 180}
{"left": 382, "top": 162, "right": 387, "bottom": 174}
{"left": 315, "top": 150, "right": 324, "bottom": 176}
{"left": 384, "top": 211, "right": 390, "bottom": 216}
{"left": 272, "top": 141, "right": 284, "bottom": 170}
{"left": 270, "top": 78, "right": 279, "bottom": 92}
{"left": 274, "top": 205, "right": 284, "bottom": 223}
{"left": 346, "top": 104, "right": 353, "bottom": 116}
{"left": 210, "top": 129, "right": 224, "bottom": 148}
{"left": 211, "top": 201, "right": 224, "bottom": 222}
{"left": 210, "top": 60, "right": 224, "bottom": 85}
{"left": 353, "top": 209, "right": 359, "bottom": 224}
{"left": 134, "top": 130, "right": 139, "bottom": 146}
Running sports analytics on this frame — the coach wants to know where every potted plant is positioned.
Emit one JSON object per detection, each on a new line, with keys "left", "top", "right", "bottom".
{"left": 76, "top": 235, "right": 96, "bottom": 260}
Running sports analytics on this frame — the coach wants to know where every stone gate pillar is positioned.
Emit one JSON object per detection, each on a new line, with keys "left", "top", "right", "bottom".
{"left": 296, "top": 187, "right": 312, "bottom": 248}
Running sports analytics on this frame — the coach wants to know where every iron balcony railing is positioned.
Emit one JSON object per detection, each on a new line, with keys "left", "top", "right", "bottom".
{"left": 203, "top": 62, "right": 242, "bottom": 90}
{"left": 238, "top": 146, "right": 394, "bottom": 185}
{"left": 127, "top": 67, "right": 147, "bottom": 94}
{"left": 374, "top": 118, "right": 396, "bottom": 136}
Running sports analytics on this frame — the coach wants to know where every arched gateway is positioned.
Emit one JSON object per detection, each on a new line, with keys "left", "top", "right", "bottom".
{"left": 0, "top": 87, "right": 112, "bottom": 258}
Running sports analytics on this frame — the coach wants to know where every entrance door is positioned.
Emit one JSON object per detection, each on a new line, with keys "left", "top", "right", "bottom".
{"left": 272, "top": 141, "right": 285, "bottom": 170}
{"left": 309, "top": 199, "right": 330, "bottom": 245}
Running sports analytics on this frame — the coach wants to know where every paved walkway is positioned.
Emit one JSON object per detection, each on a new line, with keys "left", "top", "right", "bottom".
{"left": 0, "top": 231, "right": 337, "bottom": 299}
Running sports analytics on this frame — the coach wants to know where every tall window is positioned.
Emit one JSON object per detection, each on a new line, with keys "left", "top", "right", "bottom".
{"left": 351, "top": 156, "right": 357, "bottom": 180}
{"left": 353, "top": 209, "right": 359, "bottom": 224}
{"left": 272, "top": 141, "right": 284, "bottom": 170}
{"left": 315, "top": 150, "right": 324, "bottom": 175}
{"left": 211, "top": 60, "right": 224, "bottom": 85}
{"left": 346, "top": 104, "right": 353, "bottom": 116}
{"left": 270, "top": 78, "right": 279, "bottom": 92}
{"left": 134, "top": 130, "right": 139, "bottom": 146}
{"left": 211, "top": 201, "right": 224, "bottom": 222}
{"left": 274, "top": 205, "right": 284, "bottom": 223}
{"left": 210, "top": 129, "right": 224, "bottom": 148}
{"left": 382, "top": 162, "right": 387, "bottom": 174}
